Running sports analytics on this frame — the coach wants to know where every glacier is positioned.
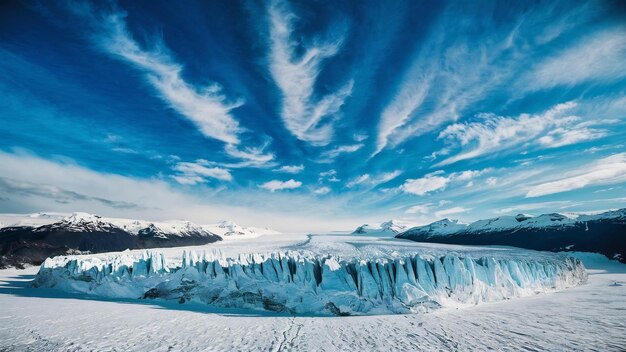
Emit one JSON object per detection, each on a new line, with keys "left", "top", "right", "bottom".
{"left": 33, "top": 249, "right": 587, "bottom": 315}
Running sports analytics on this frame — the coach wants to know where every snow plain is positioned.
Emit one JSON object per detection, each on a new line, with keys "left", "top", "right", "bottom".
{"left": 1, "top": 233, "right": 625, "bottom": 351}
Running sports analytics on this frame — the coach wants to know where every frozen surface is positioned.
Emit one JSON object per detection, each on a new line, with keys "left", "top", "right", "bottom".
{"left": 0, "top": 250, "right": 624, "bottom": 351}
{"left": 33, "top": 234, "right": 586, "bottom": 315}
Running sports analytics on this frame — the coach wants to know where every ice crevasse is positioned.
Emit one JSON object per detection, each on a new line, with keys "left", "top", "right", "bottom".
{"left": 34, "top": 250, "right": 587, "bottom": 315}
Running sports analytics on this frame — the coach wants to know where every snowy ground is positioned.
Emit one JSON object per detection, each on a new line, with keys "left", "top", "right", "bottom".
{"left": 1, "top": 234, "right": 625, "bottom": 351}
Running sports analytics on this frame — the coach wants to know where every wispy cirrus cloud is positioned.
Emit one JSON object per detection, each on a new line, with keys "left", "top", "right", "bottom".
{"left": 522, "top": 28, "right": 626, "bottom": 91}
{"left": 77, "top": 6, "right": 275, "bottom": 166}
{"left": 171, "top": 161, "right": 232, "bottom": 185}
{"left": 434, "top": 206, "right": 471, "bottom": 218}
{"left": 374, "top": 2, "right": 607, "bottom": 156}
{"left": 267, "top": 0, "right": 353, "bottom": 146}
{"left": 434, "top": 102, "right": 608, "bottom": 166}
{"left": 400, "top": 168, "right": 492, "bottom": 196}
{"left": 273, "top": 164, "right": 304, "bottom": 174}
{"left": 526, "top": 153, "right": 626, "bottom": 197}
{"left": 94, "top": 11, "right": 243, "bottom": 145}
{"left": 346, "top": 170, "right": 401, "bottom": 188}
{"left": 318, "top": 143, "right": 364, "bottom": 163}
{"left": 259, "top": 179, "right": 302, "bottom": 192}
{"left": 374, "top": 2, "right": 520, "bottom": 155}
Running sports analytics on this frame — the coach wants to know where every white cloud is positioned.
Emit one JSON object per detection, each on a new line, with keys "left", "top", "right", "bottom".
{"left": 221, "top": 144, "right": 275, "bottom": 168}
{"left": 171, "top": 161, "right": 232, "bottom": 185}
{"left": 319, "top": 169, "right": 341, "bottom": 182}
{"left": 346, "top": 170, "right": 402, "bottom": 188}
{"left": 485, "top": 177, "right": 498, "bottom": 186}
{"left": 374, "top": 2, "right": 525, "bottom": 155}
{"left": 524, "top": 28, "right": 626, "bottom": 90}
{"left": 374, "top": 3, "right": 607, "bottom": 156}
{"left": 267, "top": 1, "right": 353, "bottom": 146}
{"left": 313, "top": 186, "right": 331, "bottom": 195}
{"left": 274, "top": 164, "right": 304, "bottom": 174}
{"left": 353, "top": 133, "right": 368, "bottom": 142}
{"left": 319, "top": 169, "right": 337, "bottom": 177}
{"left": 259, "top": 179, "right": 302, "bottom": 192}
{"left": 0, "top": 151, "right": 365, "bottom": 233}
{"left": 405, "top": 204, "right": 432, "bottom": 214}
{"left": 95, "top": 11, "right": 242, "bottom": 145}
{"left": 82, "top": 7, "right": 276, "bottom": 167}
{"left": 526, "top": 153, "right": 626, "bottom": 197}
{"left": 495, "top": 201, "right": 575, "bottom": 214}
{"left": 375, "top": 78, "right": 430, "bottom": 155}
{"left": 435, "top": 206, "right": 471, "bottom": 218}
{"left": 400, "top": 168, "right": 492, "bottom": 196}
{"left": 319, "top": 143, "right": 364, "bottom": 162}
{"left": 400, "top": 175, "right": 449, "bottom": 196}
{"left": 435, "top": 102, "right": 607, "bottom": 166}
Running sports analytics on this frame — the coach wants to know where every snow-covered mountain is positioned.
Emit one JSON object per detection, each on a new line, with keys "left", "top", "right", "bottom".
{"left": 1, "top": 213, "right": 245, "bottom": 268}
{"left": 204, "top": 220, "right": 280, "bottom": 238}
{"left": 397, "top": 208, "right": 626, "bottom": 262}
{"left": 352, "top": 220, "right": 409, "bottom": 237}
{"left": 0, "top": 212, "right": 278, "bottom": 238}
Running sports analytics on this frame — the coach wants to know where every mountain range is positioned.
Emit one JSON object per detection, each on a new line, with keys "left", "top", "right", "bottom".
{"left": 0, "top": 212, "right": 278, "bottom": 268}
{"left": 396, "top": 208, "right": 626, "bottom": 263}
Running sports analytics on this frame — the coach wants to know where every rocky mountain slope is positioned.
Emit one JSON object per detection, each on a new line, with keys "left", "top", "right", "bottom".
{"left": 0, "top": 213, "right": 223, "bottom": 268}
{"left": 397, "top": 208, "right": 626, "bottom": 262}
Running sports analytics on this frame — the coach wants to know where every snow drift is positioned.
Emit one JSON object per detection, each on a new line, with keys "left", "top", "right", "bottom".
{"left": 34, "top": 250, "right": 587, "bottom": 315}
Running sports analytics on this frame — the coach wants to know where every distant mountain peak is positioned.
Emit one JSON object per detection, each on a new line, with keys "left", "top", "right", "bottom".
{"left": 353, "top": 220, "right": 409, "bottom": 236}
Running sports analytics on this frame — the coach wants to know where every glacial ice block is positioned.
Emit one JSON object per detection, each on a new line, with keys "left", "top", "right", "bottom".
{"left": 34, "top": 250, "right": 587, "bottom": 315}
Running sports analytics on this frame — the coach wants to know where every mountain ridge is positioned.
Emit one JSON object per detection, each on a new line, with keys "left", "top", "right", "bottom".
{"left": 397, "top": 208, "right": 626, "bottom": 262}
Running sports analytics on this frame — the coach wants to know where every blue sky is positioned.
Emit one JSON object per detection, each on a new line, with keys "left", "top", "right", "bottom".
{"left": 1, "top": 0, "right": 625, "bottom": 231}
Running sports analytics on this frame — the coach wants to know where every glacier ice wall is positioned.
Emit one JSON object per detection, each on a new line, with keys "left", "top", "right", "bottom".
{"left": 34, "top": 250, "right": 587, "bottom": 315}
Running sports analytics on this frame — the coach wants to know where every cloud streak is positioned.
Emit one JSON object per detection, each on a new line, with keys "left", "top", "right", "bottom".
{"left": 400, "top": 169, "right": 492, "bottom": 196}
{"left": 526, "top": 153, "right": 626, "bottom": 197}
{"left": 267, "top": 0, "right": 353, "bottom": 146}
{"left": 95, "top": 11, "right": 243, "bottom": 145}
{"left": 523, "top": 27, "right": 626, "bottom": 91}
{"left": 435, "top": 102, "right": 607, "bottom": 166}
{"left": 171, "top": 161, "right": 232, "bottom": 185}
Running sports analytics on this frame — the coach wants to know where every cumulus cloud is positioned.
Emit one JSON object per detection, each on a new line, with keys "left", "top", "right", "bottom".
{"left": 346, "top": 170, "right": 402, "bottom": 188}
{"left": 526, "top": 153, "right": 626, "bottom": 197}
{"left": 267, "top": 0, "right": 353, "bottom": 146}
{"left": 259, "top": 179, "right": 302, "bottom": 192}
{"left": 435, "top": 102, "right": 607, "bottom": 166}
{"left": 171, "top": 161, "right": 232, "bottom": 185}
{"left": 274, "top": 164, "right": 304, "bottom": 174}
